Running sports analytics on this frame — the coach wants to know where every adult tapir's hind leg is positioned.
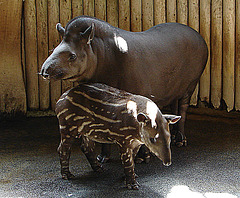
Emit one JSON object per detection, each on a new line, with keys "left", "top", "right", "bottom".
{"left": 176, "top": 98, "right": 189, "bottom": 147}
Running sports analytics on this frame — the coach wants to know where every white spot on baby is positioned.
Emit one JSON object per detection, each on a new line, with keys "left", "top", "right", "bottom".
{"left": 127, "top": 100, "right": 137, "bottom": 118}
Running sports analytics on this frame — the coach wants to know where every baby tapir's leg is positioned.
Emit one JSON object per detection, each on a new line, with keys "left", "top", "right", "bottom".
{"left": 57, "top": 133, "right": 75, "bottom": 180}
{"left": 80, "top": 136, "right": 104, "bottom": 172}
{"left": 120, "top": 146, "right": 139, "bottom": 190}
{"left": 135, "top": 145, "right": 151, "bottom": 164}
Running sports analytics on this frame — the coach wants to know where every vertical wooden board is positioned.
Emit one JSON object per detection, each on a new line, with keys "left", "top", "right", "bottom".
{"left": 167, "top": 0, "right": 176, "bottom": 22}
{"left": 36, "top": 0, "right": 50, "bottom": 110}
{"left": 189, "top": 0, "right": 199, "bottom": 105}
{"left": 236, "top": 0, "right": 240, "bottom": 110}
{"left": 199, "top": 0, "right": 210, "bottom": 103}
{"left": 83, "top": 0, "right": 94, "bottom": 16}
{"left": 22, "top": 15, "right": 26, "bottom": 85}
{"left": 142, "top": 0, "right": 153, "bottom": 31}
{"left": 24, "top": 0, "right": 39, "bottom": 110}
{"left": 154, "top": 0, "right": 166, "bottom": 25}
{"left": 119, "top": 0, "right": 130, "bottom": 30}
{"left": 223, "top": 0, "right": 235, "bottom": 111}
{"left": 0, "top": 0, "right": 26, "bottom": 113}
{"left": 131, "top": 0, "right": 142, "bottom": 32}
{"left": 60, "top": 0, "right": 73, "bottom": 93}
{"left": 107, "top": 0, "right": 118, "bottom": 27}
{"left": 177, "top": 0, "right": 188, "bottom": 25}
{"left": 211, "top": 0, "right": 222, "bottom": 109}
{"left": 95, "top": 0, "right": 106, "bottom": 20}
{"left": 72, "top": 0, "right": 83, "bottom": 18}
{"left": 188, "top": 0, "right": 199, "bottom": 31}
{"left": 48, "top": 0, "right": 62, "bottom": 110}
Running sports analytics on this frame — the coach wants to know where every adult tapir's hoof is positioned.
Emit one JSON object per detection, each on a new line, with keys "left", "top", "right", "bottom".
{"left": 172, "top": 131, "right": 187, "bottom": 147}
{"left": 91, "top": 163, "right": 105, "bottom": 173}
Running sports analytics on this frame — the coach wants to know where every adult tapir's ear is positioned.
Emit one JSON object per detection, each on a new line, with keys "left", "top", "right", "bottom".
{"left": 81, "top": 23, "right": 95, "bottom": 44}
{"left": 137, "top": 113, "right": 149, "bottom": 123}
{"left": 163, "top": 114, "right": 181, "bottom": 124}
{"left": 56, "top": 23, "right": 65, "bottom": 37}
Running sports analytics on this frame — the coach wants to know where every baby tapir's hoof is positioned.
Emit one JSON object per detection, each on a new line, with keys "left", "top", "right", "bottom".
{"left": 61, "top": 171, "right": 75, "bottom": 180}
{"left": 126, "top": 180, "right": 140, "bottom": 190}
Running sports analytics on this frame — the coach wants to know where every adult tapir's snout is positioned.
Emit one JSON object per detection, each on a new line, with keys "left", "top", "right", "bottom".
{"left": 40, "top": 58, "right": 51, "bottom": 79}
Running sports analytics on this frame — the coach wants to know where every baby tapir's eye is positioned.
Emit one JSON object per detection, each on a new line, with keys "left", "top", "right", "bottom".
{"left": 150, "top": 138, "right": 157, "bottom": 143}
{"left": 69, "top": 53, "right": 77, "bottom": 61}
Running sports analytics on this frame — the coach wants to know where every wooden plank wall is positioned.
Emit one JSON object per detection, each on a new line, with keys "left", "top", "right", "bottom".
{"left": 0, "top": 0, "right": 26, "bottom": 113}
{"left": 1, "top": 0, "right": 240, "bottom": 113}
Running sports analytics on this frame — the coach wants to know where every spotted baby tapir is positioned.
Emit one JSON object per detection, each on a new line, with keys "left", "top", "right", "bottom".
{"left": 56, "top": 83, "right": 181, "bottom": 190}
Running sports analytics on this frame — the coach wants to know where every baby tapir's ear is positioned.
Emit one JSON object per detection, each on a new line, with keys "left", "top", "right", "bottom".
{"left": 137, "top": 113, "right": 149, "bottom": 123}
{"left": 163, "top": 114, "right": 181, "bottom": 124}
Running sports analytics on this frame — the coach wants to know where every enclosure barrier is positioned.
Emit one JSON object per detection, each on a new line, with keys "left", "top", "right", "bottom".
{"left": 0, "top": 0, "right": 239, "bottom": 113}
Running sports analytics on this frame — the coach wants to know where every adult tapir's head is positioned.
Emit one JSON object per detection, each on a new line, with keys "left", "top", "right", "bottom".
{"left": 133, "top": 101, "right": 181, "bottom": 166}
{"left": 40, "top": 17, "right": 98, "bottom": 81}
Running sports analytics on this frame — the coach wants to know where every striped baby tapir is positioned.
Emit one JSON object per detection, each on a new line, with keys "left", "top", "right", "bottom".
{"left": 56, "top": 83, "right": 181, "bottom": 190}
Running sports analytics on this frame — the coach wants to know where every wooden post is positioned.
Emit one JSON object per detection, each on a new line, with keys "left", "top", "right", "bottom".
{"left": 177, "top": 0, "right": 188, "bottom": 25}
{"left": 60, "top": 0, "right": 72, "bottom": 93}
{"left": 95, "top": 0, "right": 106, "bottom": 20}
{"left": 236, "top": 0, "right": 240, "bottom": 110}
{"left": 107, "top": 0, "right": 118, "bottom": 27}
{"left": 211, "top": 0, "right": 222, "bottom": 109}
{"left": 154, "top": 0, "right": 166, "bottom": 25}
{"left": 142, "top": 0, "right": 153, "bottom": 31}
{"left": 0, "top": 0, "right": 27, "bottom": 113}
{"left": 119, "top": 0, "right": 130, "bottom": 31}
{"left": 48, "top": 0, "right": 62, "bottom": 110}
{"left": 83, "top": 0, "right": 95, "bottom": 16}
{"left": 199, "top": 0, "right": 211, "bottom": 104}
{"left": 131, "top": 0, "right": 142, "bottom": 31}
{"left": 223, "top": 0, "right": 235, "bottom": 111}
{"left": 72, "top": 0, "right": 83, "bottom": 18}
{"left": 24, "top": 0, "right": 39, "bottom": 110}
{"left": 167, "top": 0, "right": 176, "bottom": 22}
{"left": 189, "top": 0, "right": 199, "bottom": 106}
{"left": 36, "top": 0, "right": 50, "bottom": 110}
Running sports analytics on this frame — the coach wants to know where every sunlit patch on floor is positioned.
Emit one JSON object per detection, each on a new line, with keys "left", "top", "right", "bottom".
{"left": 167, "top": 185, "right": 237, "bottom": 198}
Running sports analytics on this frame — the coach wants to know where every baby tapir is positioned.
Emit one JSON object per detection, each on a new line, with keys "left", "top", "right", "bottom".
{"left": 55, "top": 83, "right": 181, "bottom": 190}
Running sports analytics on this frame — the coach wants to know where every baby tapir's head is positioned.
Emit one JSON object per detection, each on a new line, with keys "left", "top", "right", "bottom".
{"left": 127, "top": 100, "right": 180, "bottom": 166}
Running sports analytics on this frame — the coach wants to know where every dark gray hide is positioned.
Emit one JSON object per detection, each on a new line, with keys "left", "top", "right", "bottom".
{"left": 40, "top": 16, "right": 208, "bottom": 147}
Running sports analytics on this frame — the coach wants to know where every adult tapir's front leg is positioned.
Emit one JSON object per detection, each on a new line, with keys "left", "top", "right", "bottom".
{"left": 80, "top": 136, "right": 104, "bottom": 172}
{"left": 57, "top": 133, "right": 75, "bottom": 180}
{"left": 119, "top": 145, "right": 139, "bottom": 190}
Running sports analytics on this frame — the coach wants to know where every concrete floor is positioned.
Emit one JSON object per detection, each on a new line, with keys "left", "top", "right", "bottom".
{"left": 0, "top": 113, "right": 239, "bottom": 198}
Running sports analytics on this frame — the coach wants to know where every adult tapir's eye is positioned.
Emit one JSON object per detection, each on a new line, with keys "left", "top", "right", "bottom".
{"left": 69, "top": 53, "right": 77, "bottom": 61}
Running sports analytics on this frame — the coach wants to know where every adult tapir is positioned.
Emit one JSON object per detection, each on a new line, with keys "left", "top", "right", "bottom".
{"left": 40, "top": 15, "right": 208, "bottom": 151}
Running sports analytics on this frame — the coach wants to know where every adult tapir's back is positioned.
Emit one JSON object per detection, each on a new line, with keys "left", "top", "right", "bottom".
{"left": 119, "top": 23, "right": 208, "bottom": 106}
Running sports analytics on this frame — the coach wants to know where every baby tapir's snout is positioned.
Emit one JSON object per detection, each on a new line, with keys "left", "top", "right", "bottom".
{"left": 55, "top": 83, "right": 180, "bottom": 190}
